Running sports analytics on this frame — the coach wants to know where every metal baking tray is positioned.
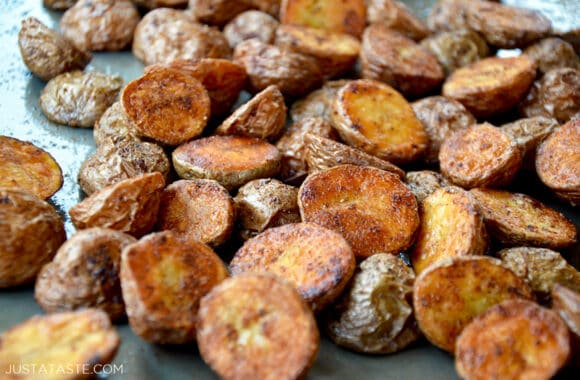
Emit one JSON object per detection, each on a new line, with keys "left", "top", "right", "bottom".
{"left": 0, "top": 1, "right": 578, "bottom": 379}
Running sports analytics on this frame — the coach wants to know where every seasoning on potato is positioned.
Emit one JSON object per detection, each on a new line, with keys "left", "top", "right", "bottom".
{"left": 501, "top": 116, "right": 559, "bottom": 169}
{"left": 290, "top": 80, "right": 350, "bottom": 122}
{"left": 523, "top": 37, "right": 580, "bottom": 75}
{"left": 367, "top": 0, "right": 430, "bottom": 41}
{"left": 405, "top": 170, "right": 450, "bottom": 202}
{"left": 223, "top": 10, "right": 279, "bottom": 48}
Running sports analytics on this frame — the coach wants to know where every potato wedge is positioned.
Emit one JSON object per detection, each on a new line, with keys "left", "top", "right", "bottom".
{"left": 223, "top": 10, "right": 279, "bottom": 48}
{"left": 197, "top": 273, "right": 319, "bottom": 380}
{"left": 299, "top": 165, "right": 419, "bottom": 258}
{"left": 93, "top": 102, "right": 137, "bottom": 146}
{"left": 551, "top": 284, "right": 580, "bottom": 366}
{"left": 230, "top": 222, "right": 355, "bottom": 312}
{"left": 439, "top": 123, "right": 522, "bottom": 188}
{"left": 442, "top": 56, "right": 537, "bottom": 118}
{"left": 121, "top": 231, "right": 228, "bottom": 344}
{"left": 367, "top": 0, "right": 429, "bottom": 41}
{"left": 413, "top": 256, "right": 535, "bottom": 353}
{"left": 410, "top": 186, "right": 487, "bottom": 276}
{"left": 157, "top": 179, "right": 235, "bottom": 247}
{"left": 405, "top": 170, "right": 450, "bottom": 202}
{"left": 0, "top": 136, "right": 63, "bottom": 200}
{"left": 0, "top": 309, "right": 119, "bottom": 380}
{"left": 524, "top": 37, "right": 580, "bottom": 75}
{"left": 290, "top": 79, "right": 350, "bottom": 122}
{"left": 172, "top": 135, "right": 281, "bottom": 190}
{"left": 470, "top": 188, "right": 577, "bottom": 249}
{"left": 324, "top": 253, "right": 420, "bottom": 354}
{"left": 455, "top": 300, "right": 570, "bottom": 380}
{"left": 69, "top": 172, "right": 165, "bottom": 238}
{"left": 331, "top": 79, "right": 428, "bottom": 164}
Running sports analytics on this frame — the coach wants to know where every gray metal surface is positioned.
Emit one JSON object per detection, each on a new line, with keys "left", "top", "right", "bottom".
{"left": 0, "top": 1, "right": 578, "bottom": 379}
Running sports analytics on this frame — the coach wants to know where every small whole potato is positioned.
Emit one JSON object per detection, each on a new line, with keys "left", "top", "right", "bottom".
{"left": 223, "top": 10, "right": 279, "bottom": 48}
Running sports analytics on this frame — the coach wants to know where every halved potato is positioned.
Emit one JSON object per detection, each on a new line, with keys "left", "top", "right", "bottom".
{"left": 501, "top": 116, "right": 559, "bottom": 169}
{"left": 551, "top": 284, "right": 580, "bottom": 366}
{"left": 405, "top": 170, "right": 450, "bottom": 202}
{"left": 290, "top": 79, "right": 350, "bottom": 122}
{"left": 367, "top": 0, "right": 430, "bottom": 41}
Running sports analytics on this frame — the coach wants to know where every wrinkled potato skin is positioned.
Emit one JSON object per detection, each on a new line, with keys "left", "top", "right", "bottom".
{"left": 501, "top": 116, "right": 559, "bottom": 169}
{"left": 39, "top": 70, "right": 123, "bottom": 128}
{"left": 290, "top": 80, "right": 350, "bottom": 122}
{"left": 190, "top": 0, "right": 253, "bottom": 26}
{"left": 93, "top": 102, "right": 136, "bottom": 146}
{"left": 223, "top": 10, "right": 279, "bottom": 48}
{"left": 325, "top": 254, "right": 420, "bottom": 354}
{"left": 0, "top": 189, "right": 66, "bottom": 288}
{"left": 426, "top": 0, "right": 470, "bottom": 33}
{"left": 524, "top": 38, "right": 580, "bottom": 75}
{"left": 43, "top": 0, "right": 77, "bottom": 10}
{"left": 34, "top": 228, "right": 136, "bottom": 322}
{"left": 367, "top": 0, "right": 429, "bottom": 41}
{"left": 405, "top": 170, "right": 450, "bottom": 202}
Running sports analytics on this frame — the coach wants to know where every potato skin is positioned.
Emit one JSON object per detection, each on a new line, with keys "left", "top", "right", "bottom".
{"left": 191, "top": 0, "right": 254, "bottom": 26}
{"left": 43, "top": 0, "right": 77, "bottom": 10}
{"left": 93, "top": 102, "right": 137, "bottom": 146}
{"left": 0, "top": 188, "right": 66, "bottom": 288}
{"left": 290, "top": 80, "right": 350, "bottom": 122}
{"left": 223, "top": 10, "right": 279, "bottom": 48}
{"left": 551, "top": 284, "right": 580, "bottom": 367}
{"left": 426, "top": 0, "right": 471, "bottom": 33}
{"left": 405, "top": 170, "right": 450, "bottom": 202}
{"left": 367, "top": 0, "right": 429, "bottom": 41}
{"left": 134, "top": 0, "right": 188, "bottom": 9}
{"left": 324, "top": 254, "right": 421, "bottom": 354}
{"left": 524, "top": 37, "right": 580, "bottom": 75}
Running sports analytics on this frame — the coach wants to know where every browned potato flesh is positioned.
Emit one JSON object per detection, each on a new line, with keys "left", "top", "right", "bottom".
{"left": 121, "top": 231, "right": 228, "bottom": 344}
{"left": 223, "top": 10, "right": 279, "bottom": 48}
{"left": 0, "top": 309, "right": 120, "bottom": 380}
{"left": 367, "top": 0, "right": 429, "bottom": 41}
{"left": 196, "top": 273, "right": 319, "bottom": 380}
{"left": 43, "top": 0, "right": 77, "bottom": 10}
{"left": 299, "top": 165, "right": 419, "bottom": 258}
{"left": 69, "top": 172, "right": 165, "bottom": 238}
{"left": 442, "top": 56, "right": 537, "bottom": 118}
{"left": 470, "top": 188, "right": 577, "bottom": 249}
{"left": 501, "top": 116, "right": 559, "bottom": 169}
{"left": 551, "top": 284, "right": 580, "bottom": 366}
{"left": 324, "top": 254, "right": 420, "bottom": 354}
{"left": 93, "top": 102, "right": 137, "bottom": 146}
{"left": 410, "top": 186, "right": 487, "bottom": 276}
{"left": 413, "top": 256, "right": 535, "bottom": 353}
{"left": 524, "top": 38, "right": 580, "bottom": 75}
{"left": 172, "top": 135, "right": 280, "bottom": 191}
{"left": 230, "top": 222, "right": 355, "bottom": 312}
{"left": 121, "top": 68, "right": 210, "bottom": 146}
{"left": 439, "top": 123, "right": 522, "bottom": 188}
{"left": 0, "top": 188, "right": 65, "bottom": 288}
{"left": 0, "top": 136, "right": 63, "bottom": 200}
{"left": 405, "top": 170, "right": 450, "bottom": 202}
{"left": 455, "top": 300, "right": 570, "bottom": 380}
{"left": 290, "top": 80, "right": 350, "bottom": 122}
{"left": 157, "top": 179, "right": 235, "bottom": 247}
{"left": 35, "top": 228, "right": 136, "bottom": 321}
{"left": 331, "top": 79, "right": 428, "bottom": 164}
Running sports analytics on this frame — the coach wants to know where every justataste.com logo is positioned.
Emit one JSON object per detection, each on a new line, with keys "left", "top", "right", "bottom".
{"left": 4, "top": 363, "right": 124, "bottom": 376}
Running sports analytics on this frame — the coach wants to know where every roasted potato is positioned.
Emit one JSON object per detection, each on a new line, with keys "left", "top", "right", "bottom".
{"left": 551, "top": 284, "right": 580, "bottom": 366}
{"left": 197, "top": 273, "right": 319, "bottom": 380}
{"left": 121, "top": 231, "right": 228, "bottom": 344}
{"left": 455, "top": 299, "right": 570, "bottom": 380}
{"left": 331, "top": 79, "right": 428, "bottom": 164}
{"left": 367, "top": 0, "right": 429, "bottom": 41}
{"left": 0, "top": 136, "right": 63, "bottom": 200}
{"left": 426, "top": 0, "right": 471, "bottom": 33}
{"left": 324, "top": 253, "right": 420, "bottom": 354}
{"left": 289, "top": 79, "right": 350, "bottom": 122}
{"left": 523, "top": 37, "right": 580, "bottom": 75}
{"left": 0, "top": 188, "right": 66, "bottom": 288}
{"left": 411, "top": 96, "right": 476, "bottom": 164}
{"left": 470, "top": 188, "right": 577, "bottom": 249}
{"left": 501, "top": 116, "right": 559, "bottom": 169}
{"left": 172, "top": 135, "right": 281, "bottom": 190}
{"left": 69, "top": 172, "right": 165, "bottom": 238}
{"left": 405, "top": 170, "right": 451, "bottom": 202}
{"left": 410, "top": 186, "right": 487, "bottom": 276}
{"left": 93, "top": 101, "right": 137, "bottom": 146}
{"left": 133, "top": 0, "right": 187, "bottom": 9}
{"left": 0, "top": 309, "right": 120, "bottom": 380}
{"left": 360, "top": 25, "right": 444, "bottom": 98}
{"left": 18, "top": 17, "right": 91, "bottom": 81}
{"left": 298, "top": 165, "right": 419, "bottom": 258}
{"left": 39, "top": 70, "right": 123, "bottom": 128}
{"left": 234, "top": 178, "right": 300, "bottom": 240}
{"left": 233, "top": 39, "right": 323, "bottom": 98}
{"left": 223, "top": 10, "right": 279, "bottom": 48}
{"left": 413, "top": 256, "right": 535, "bottom": 353}
{"left": 190, "top": 0, "right": 254, "bottom": 26}
{"left": 43, "top": 0, "right": 77, "bottom": 10}
{"left": 439, "top": 123, "right": 522, "bottom": 188}
{"left": 34, "top": 228, "right": 136, "bottom": 322}
{"left": 157, "top": 179, "right": 235, "bottom": 247}
{"left": 442, "top": 56, "right": 537, "bottom": 118}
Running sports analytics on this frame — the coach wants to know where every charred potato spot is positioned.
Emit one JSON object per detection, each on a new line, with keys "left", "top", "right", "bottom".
{"left": 224, "top": 10, "right": 279, "bottom": 49}
{"left": 367, "top": 0, "right": 430, "bottom": 41}
{"left": 405, "top": 170, "right": 450, "bottom": 202}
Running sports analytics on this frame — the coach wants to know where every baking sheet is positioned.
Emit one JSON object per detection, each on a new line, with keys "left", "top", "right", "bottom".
{"left": 0, "top": 1, "right": 578, "bottom": 379}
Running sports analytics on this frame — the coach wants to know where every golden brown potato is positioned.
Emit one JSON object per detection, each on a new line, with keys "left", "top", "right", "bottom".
{"left": 439, "top": 123, "right": 522, "bottom": 188}
{"left": 0, "top": 188, "right": 65, "bottom": 288}
{"left": 413, "top": 256, "right": 535, "bottom": 353}
{"left": 233, "top": 39, "right": 323, "bottom": 98}
{"left": 197, "top": 272, "right": 319, "bottom": 380}
{"left": 172, "top": 135, "right": 281, "bottom": 190}
{"left": 470, "top": 188, "right": 577, "bottom": 249}
{"left": 501, "top": 116, "right": 559, "bottom": 169}
{"left": 411, "top": 96, "right": 476, "bottom": 164}
{"left": 249, "top": 0, "right": 280, "bottom": 16}
{"left": 551, "top": 284, "right": 580, "bottom": 366}
{"left": 34, "top": 228, "right": 136, "bottom": 322}
{"left": 230, "top": 222, "right": 355, "bottom": 311}
{"left": 410, "top": 186, "right": 487, "bottom": 276}
{"left": 367, "top": 0, "right": 429, "bottom": 41}
{"left": 524, "top": 37, "right": 580, "bottom": 75}
{"left": 39, "top": 70, "right": 123, "bottom": 128}
{"left": 535, "top": 119, "right": 580, "bottom": 205}
{"left": 289, "top": 80, "right": 350, "bottom": 122}
{"left": 299, "top": 165, "right": 419, "bottom": 258}
{"left": 93, "top": 102, "right": 137, "bottom": 146}
{"left": 121, "top": 231, "right": 228, "bottom": 344}
{"left": 280, "top": 0, "right": 366, "bottom": 38}
{"left": 442, "top": 56, "right": 537, "bottom": 118}
{"left": 43, "top": 0, "right": 77, "bottom": 10}
{"left": 324, "top": 254, "right": 420, "bottom": 354}
{"left": 121, "top": 68, "right": 210, "bottom": 146}
{"left": 426, "top": 0, "right": 471, "bottom": 33}
{"left": 0, "top": 136, "right": 63, "bottom": 200}
{"left": 215, "top": 85, "right": 286, "bottom": 141}
{"left": 190, "top": 0, "right": 254, "bottom": 26}
{"left": 223, "top": 10, "right": 279, "bottom": 49}
{"left": 455, "top": 299, "right": 570, "bottom": 380}
{"left": 157, "top": 179, "right": 235, "bottom": 247}
{"left": 405, "top": 170, "right": 451, "bottom": 202}
{"left": 275, "top": 25, "right": 360, "bottom": 79}
{"left": 361, "top": 25, "right": 444, "bottom": 98}
{"left": 18, "top": 17, "right": 91, "bottom": 81}
{"left": 69, "top": 172, "right": 165, "bottom": 238}
{"left": 0, "top": 309, "right": 120, "bottom": 380}
{"left": 134, "top": 0, "right": 187, "bottom": 9}
{"left": 331, "top": 79, "right": 428, "bottom": 164}
{"left": 234, "top": 178, "right": 300, "bottom": 240}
